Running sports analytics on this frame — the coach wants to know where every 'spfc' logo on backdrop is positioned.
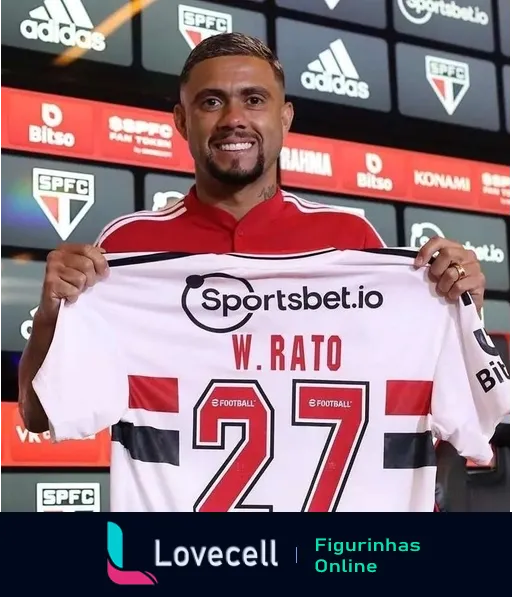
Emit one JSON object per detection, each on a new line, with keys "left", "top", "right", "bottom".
{"left": 178, "top": 4, "right": 232, "bottom": 50}
{"left": 425, "top": 55, "right": 470, "bottom": 115}
{"left": 36, "top": 482, "right": 101, "bottom": 512}
{"left": 32, "top": 167, "right": 95, "bottom": 240}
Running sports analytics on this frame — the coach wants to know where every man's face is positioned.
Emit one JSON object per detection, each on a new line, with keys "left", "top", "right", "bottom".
{"left": 175, "top": 55, "right": 293, "bottom": 186}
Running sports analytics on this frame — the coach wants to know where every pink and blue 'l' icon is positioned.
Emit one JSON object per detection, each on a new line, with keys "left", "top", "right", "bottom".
{"left": 107, "top": 522, "right": 158, "bottom": 585}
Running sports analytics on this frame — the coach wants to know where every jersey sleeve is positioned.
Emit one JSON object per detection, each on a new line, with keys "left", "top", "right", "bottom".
{"left": 32, "top": 294, "right": 129, "bottom": 442}
{"left": 458, "top": 296, "right": 511, "bottom": 438}
{"left": 430, "top": 296, "right": 510, "bottom": 465}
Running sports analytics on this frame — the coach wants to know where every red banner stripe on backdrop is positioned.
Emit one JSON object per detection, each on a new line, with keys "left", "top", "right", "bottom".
{"left": 1, "top": 87, "right": 509, "bottom": 215}
{"left": 1, "top": 402, "right": 110, "bottom": 467}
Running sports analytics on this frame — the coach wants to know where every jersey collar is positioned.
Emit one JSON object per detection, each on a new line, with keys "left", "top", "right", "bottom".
{"left": 184, "top": 184, "right": 284, "bottom": 231}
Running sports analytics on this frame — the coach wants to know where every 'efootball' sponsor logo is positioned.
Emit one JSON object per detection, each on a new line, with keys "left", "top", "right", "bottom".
{"left": 410, "top": 222, "right": 505, "bottom": 263}
{"left": 301, "top": 39, "right": 370, "bottom": 99}
{"left": 29, "top": 103, "right": 75, "bottom": 147}
{"left": 32, "top": 167, "right": 95, "bottom": 240}
{"left": 182, "top": 271, "right": 384, "bottom": 333}
{"left": 397, "top": 0, "right": 489, "bottom": 25}
{"left": 178, "top": 4, "right": 232, "bottom": 50}
{"left": 357, "top": 153, "right": 393, "bottom": 192}
{"left": 20, "top": 0, "right": 106, "bottom": 51}
{"left": 36, "top": 482, "right": 101, "bottom": 512}
{"left": 279, "top": 147, "right": 333, "bottom": 177}
{"left": 426, "top": 56, "right": 470, "bottom": 115}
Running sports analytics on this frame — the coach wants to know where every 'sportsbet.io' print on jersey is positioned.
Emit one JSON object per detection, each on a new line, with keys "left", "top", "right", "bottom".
{"left": 181, "top": 272, "right": 384, "bottom": 333}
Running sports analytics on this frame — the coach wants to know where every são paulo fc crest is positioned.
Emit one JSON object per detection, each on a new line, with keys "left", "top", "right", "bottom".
{"left": 32, "top": 167, "right": 95, "bottom": 240}
{"left": 425, "top": 55, "right": 470, "bottom": 116}
{"left": 178, "top": 4, "right": 232, "bottom": 50}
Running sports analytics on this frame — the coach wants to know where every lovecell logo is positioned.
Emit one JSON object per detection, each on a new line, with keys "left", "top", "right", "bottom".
{"left": 107, "top": 522, "right": 158, "bottom": 585}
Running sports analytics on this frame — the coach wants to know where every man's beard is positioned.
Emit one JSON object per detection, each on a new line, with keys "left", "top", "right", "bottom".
{"left": 204, "top": 147, "right": 265, "bottom": 186}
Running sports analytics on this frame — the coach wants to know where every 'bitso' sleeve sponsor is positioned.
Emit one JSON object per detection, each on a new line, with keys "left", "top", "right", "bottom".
{"left": 458, "top": 295, "right": 511, "bottom": 439}
{"left": 430, "top": 296, "right": 510, "bottom": 465}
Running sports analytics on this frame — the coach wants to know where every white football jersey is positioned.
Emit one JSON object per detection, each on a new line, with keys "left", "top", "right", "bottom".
{"left": 33, "top": 248, "right": 510, "bottom": 512}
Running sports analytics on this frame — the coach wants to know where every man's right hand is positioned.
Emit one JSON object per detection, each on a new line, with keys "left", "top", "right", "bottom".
{"left": 38, "top": 243, "right": 109, "bottom": 324}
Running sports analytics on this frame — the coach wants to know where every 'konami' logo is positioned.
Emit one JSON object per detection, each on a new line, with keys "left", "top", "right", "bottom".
{"left": 280, "top": 147, "right": 332, "bottom": 177}
{"left": 413, "top": 170, "right": 471, "bottom": 192}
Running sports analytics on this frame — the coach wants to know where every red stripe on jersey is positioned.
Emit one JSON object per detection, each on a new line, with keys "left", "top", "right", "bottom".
{"left": 128, "top": 375, "right": 179, "bottom": 412}
{"left": 385, "top": 380, "right": 432, "bottom": 415}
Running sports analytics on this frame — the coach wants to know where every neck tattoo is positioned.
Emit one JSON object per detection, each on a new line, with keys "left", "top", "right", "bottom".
{"left": 259, "top": 185, "right": 276, "bottom": 201}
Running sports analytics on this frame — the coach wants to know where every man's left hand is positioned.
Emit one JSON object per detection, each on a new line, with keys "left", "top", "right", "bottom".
{"left": 414, "top": 236, "right": 485, "bottom": 313}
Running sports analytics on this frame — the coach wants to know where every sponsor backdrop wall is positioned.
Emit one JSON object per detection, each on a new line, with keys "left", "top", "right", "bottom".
{"left": 1, "top": 0, "right": 509, "bottom": 509}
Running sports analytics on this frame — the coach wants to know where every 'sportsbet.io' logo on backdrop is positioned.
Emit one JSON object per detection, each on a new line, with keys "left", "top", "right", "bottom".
{"left": 397, "top": 0, "right": 489, "bottom": 25}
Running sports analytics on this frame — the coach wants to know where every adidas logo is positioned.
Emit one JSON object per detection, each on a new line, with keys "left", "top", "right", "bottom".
{"left": 301, "top": 39, "right": 370, "bottom": 99}
{"left": 20, "top": 0, "right": 106, "bottom": 52}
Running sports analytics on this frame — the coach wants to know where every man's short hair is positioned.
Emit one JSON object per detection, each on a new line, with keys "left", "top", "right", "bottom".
{"left": 179, "top": 33, "right": 285, "bottom": 88}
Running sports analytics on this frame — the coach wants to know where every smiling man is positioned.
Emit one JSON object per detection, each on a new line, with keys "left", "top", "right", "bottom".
{"left": 19, "top": 33, "right": 486, "bottom": 435}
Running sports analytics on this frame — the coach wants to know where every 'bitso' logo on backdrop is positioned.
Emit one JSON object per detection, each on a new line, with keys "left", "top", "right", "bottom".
{"left": 357, "top": 153, "right": 393, "bottom": 192}
{"left": 29, "top": 102, "right": 76, "bottom": 147}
